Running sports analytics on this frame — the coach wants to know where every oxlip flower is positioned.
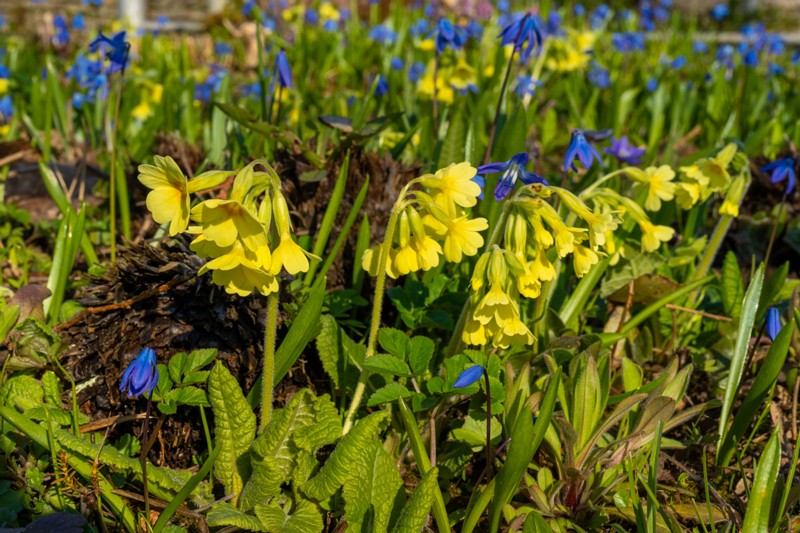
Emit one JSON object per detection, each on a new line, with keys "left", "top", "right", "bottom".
{"left": 454, "top": 364, "right": 484, "bottom": 388}
{"left": 564, "top": 129, "right": 604, "bottom": 172}
{"left": 606, "top": 135, "right": 646, "bottom": 165}
{"left": 766, "top": 307, "right": 782, "bottom": 341}
{"left": 499, "top": 12, "right": 542, "bottom": 63}
{"left": 477, "top": 152, "right": 548, "bottom": 201}
{"left": 120, "top": 348, "right": 159, "bottom": 398}
{"left": 761, "top": 157, "right": 796, "bottom": 194}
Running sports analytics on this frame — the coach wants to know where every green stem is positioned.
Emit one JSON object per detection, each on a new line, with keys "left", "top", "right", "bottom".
{"left": 108, "top": 67, "right": 125, "bottom": 263}
{"left": 446, "top": 199, "right": 513, "bottom": 357}
{"left": 579, "top": 168, "right": 635, "bottom": 199}
{"left": 261, "top": 291, "right": 280, "bottom": 432}
{"left": 342, "top": 205, "right": 401, "bottom": 434}
{"left": 141, "top": 394, "right": 153, "bottom": 524}
{"left": 693, "top": 214, "right": 732, "bottom": 282}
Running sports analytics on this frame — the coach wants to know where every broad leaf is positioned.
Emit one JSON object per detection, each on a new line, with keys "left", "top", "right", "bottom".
{"left": 378, "top": 328, "right": 411, "bottom": 361}
{"left": 343, "top": 441, "right": 404, "bottom": 531}
{"left": 409, "top": 336, "right": 435, "bottom": 375}
{"left": 364, "top": 353, "right": 411, "bottom": 376}
{"left": 367, "top": 383, "right": 414, "bottom": 406}
{"left": 389, "top": 467, "right": 439, "bottom": 533}
{"left": 255, "top": 500, "right": 323, "bottom": 533}
{"left": 206, "top": 502, "right": 265, "bottom": 531}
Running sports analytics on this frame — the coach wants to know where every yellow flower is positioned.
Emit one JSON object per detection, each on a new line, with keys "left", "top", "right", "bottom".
{"left": 138, "top": 156, "right": 191, "bottom": 236}
{"left": 191, "top": 199, "right": 268, "bottom": 252}
{"left": 198, "top": 242, "right": 278, "bottom": 297}
{"left": 640, "top": 221, "right": 675, "bottom": 252}
{"left": 0, "top": 125, "right": 9, "bottom": 137}
{"left": 698, "top": 143, "right": 737, "bottom": 189}
{"left": 131, "top": 100, "right": 152, "bottom": 121}
{"left": 420, "top": 162, "right": 481, "bottom": 214}
{"left": 494, "top": 318, "right": 534, "bottom": 348}
{"left": 319, "top": 2, "right": 340, "bottom": 22}
{"left": 362, "top": 243, "right": 399, "bottom": 279}
{"left": 551, "top": 187, "right": 618, "bottom": 248}
{"left": 270, "top": 235, "right": 310, "bottom": 275}
{"left": 443, "top": 215, "right": 488, "bottom": 262}
{"left": 546, "top": 39, "right": 590, "bottom": 72}
{"left": 719, "top": 174, "right": 748, "bottom": 218}
{"left": 0, "top": 79, "right": 8, "bottom": 94}
{"left": 573, "top": 242, "right": 600, "bottom": 277}
{"left": 674, "top": 181, "right": 701, "bottom": 210}
{"left": 417, "top": 39, "right": 436, "bottom": 52}
{"left": 463, "top": 319, "right": 489, "bottom": 345}
{"left": 449, "top": 58, "right": 477, "bottom": 92}
{"left": 408, "top": 208, "right": 442, "bottom": 270}
{"left": 634, "top": 166, "right": 676, "bottom": 211}
{"left": 517, "top": 264, "right": 542, "bottom": 298}
{"left": 418, "top": 68, "right": 454, "bottom": 104}
{"left": 530, "top": 247, "right": 555, "bottom": 281}
{"left": 151, "top": 84, "right": 164, "bottom": 104}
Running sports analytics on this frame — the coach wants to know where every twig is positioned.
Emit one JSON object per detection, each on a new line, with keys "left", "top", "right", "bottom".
{"left": 54, "top": 275, "right": 195, "bottom": 332}
{"left": 665, "top": 304, "right": 732, "bottom": 322}
{"left": 80, "top": 413, "right": 146, "bottom": 433}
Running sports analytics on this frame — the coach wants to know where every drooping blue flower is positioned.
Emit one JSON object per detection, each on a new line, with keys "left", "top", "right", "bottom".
{"left": 761, "top": 158, "right": 796, "bottom": 194}
{"left": 589, "top": 4, "right": 610, "bottom": 29}
{"left": 612, "top": 32, "right": 646, "bottom": 53}
{"left": 564, "top": 130, "right": 604, "bottom": 173}
{"left": 477, "top": 152, "right": 548, "bottom": 201}
{"left": 373, "top": 75, "right": 388, "bottom": 97}
{"left": 574, "top": 4, "right": 586, "bottom": 17}
{"left": 765, "top": 307, "right": 782, "bottom": 341}
{"left": 670, "top": 55, "right": 687, "bottom": 69}
{"left": 52, "top": 14, "right": 70, "bottom": 47}
{"left": 606, "top": 136, "right": 646, "bottom": 165}
{"left": 588, "top": 63, "right": 611, "bottom": 89}
{"left": 390, "top": 57, "right": 404, "bottom": 71}
{"left": 710, "top": 3, "right": 729, "bottom": 20}
{"left": 499, "top": 12, "right": 542, "bottom": 63}
{"left": 692, "top": 41, "right": 709, "bottom": 54}
{"left": 514, "top": 75, "right": 539, "bottom": 99}
{"left": 465, "top": 20, "right": 483, "bottom": 40}
{"left": 242, "top": 0, "right": 255, "bottom": 17}
{"left": 646, "top": 77, "right": 658, "bottom": 92}
{"left": 409, "top": 18, "right": 429, "bottom": 38}
{"left": 431, "top": 18, "right": 467, "bottom": 55}
{"left": 304, "top": 7, "right": 319, "bottom": 25}
{"left": 275, "top": 49, "right": 293, "bottom": 89}
{"left": 742, "top": 47, "right": 759, "bottom": 67}
{"left": 214, "top": 42, "right": 233, "bottom": 57}
{"left": 323, "top": 20, "right": 337, "bottom": 32}
{"left": 194, "top": 67, "right": 226, "bottom": 102}
{"left": 454, "top": 364, "right": 484, "bottom": 388}
{"left": 120, "top": 348, "right": 159, "bottom": 398}
{"left": 90, "top": 31, "right": 129, "bottom": 73}
{"left": 497, "top": 0, "right": 510, "bottom": 14}
{"left": 0, "top": 95, "right": 13, "bottom": 121}
{"left": 73, "top": 13, "right": 86, "bottom": 31}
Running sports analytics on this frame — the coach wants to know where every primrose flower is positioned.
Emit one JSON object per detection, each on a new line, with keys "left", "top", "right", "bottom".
{"left": 698, "top": 143, "right": 738, "bottom": 189}
{"left": 137, "top": 156, "right": 194, "bottom": 235}
{"left": 477, "top": 152, "right": 548, "bottom": 201}
{"left": 120, "top": 348, "right": 159, "bottom": 399}
{"left": 564, "top": 130, "right": 604, "bottom": 173}
{"left": 442, "top": 216, "right": 488, "bottom": 262}
{"left": 766, "top": 307, "right": 782, "bottom": 341}
{"left": 274, "top": 49, "right": 293, "bottom": 89}
{"left": 632, "top": 165, "right": 676, "bottom": 211}
{"left": 606, "top": 136, "right": 646, "bottom": 165}
{"left": 90, "top": 31, "right": 129, "bottom": 72}
{"left": 454, "top": 365, "right": 484, "bottom": 388}
{"left": 640, "top": 220, "right": 675, "bottom": 252}
{"left": 500, "top": 12, "right": 543, "bottom": 63}
{"left": 719, "top": 174, "right": 748, "bottom": 217}
{"left": 419, "top": 162, "right": 482, "bottom": 214}
{"left": 191, "top": 199, "right": 268, "bottom": 252}
{"left": 199, "top": 241, "right": 278, "bottom": 296}
{"left": 269, "top": 190, "right": 311, "bottom": 275}
{"left": 761, "top": 157, "right": 796, "bottom": 194}
{"left": 432, "top": 18, "right": 467, "bottom": 54}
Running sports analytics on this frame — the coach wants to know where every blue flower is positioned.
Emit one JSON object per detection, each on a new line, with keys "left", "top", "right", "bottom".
{"left": 432, "top": 18, "right": 466, "bottom": 55}
{"left": 454, "top": 364, "right": 484, "bottom": 388}
{"left": 83, "top": 0, "right": 103, "bottom": 5}
{"left": 465, "top": 20, "right": 483, "bottom": 40}
{"left": 408, "top": 61, "right": 426, "bottom": 83}
{"left": 305, "top": 7, "right": 319, "bottom": 25}
{"left": 564, "top": 130, "right": 604, "bottom": 173}
{"left": 646, "top": 78, "right": 658, "bottom": 92}
{"left": 390, "top": 57, "right": 404, "bottom": 71}
{"left": 275, "top": 49, "right": 293, "bottom": 89}
{"left": 90, "top": 31, "right": 129, "bottom": 73}
{"left": 120, "top": 348, "right": 159, "bottom": 398}
{"left": 670, "top": 55, "right": 686, "bottom": 69}
{"left": 409, "top": 19, "right": 429, "bottom": 38}
{"left": 605, "top": 135, "right": 646, "bottom": 165}
{"left": 242, "top": 0, "right": 255, "bottom": 16}
{"left": 73, "top": 13, "right": 86, "bottom": 31}
{"left": 478, "top": 152, "right": 548, "bottom": 201}
{"left": 588, "top": 63, "right": 611, "bottom": 89}
{"left": 574, "top": 4, "right": 586, "bottom": 17}
{"left": 589, "top": 4, "right": 610, "bottom": 29}
{"left": 53, "top": 14, "right": 70, "bottom": 47}
{"left": 710, "top": 3, "right": 729, "bottom": 20}
{"left": 373, "top": 75, "right": 388, "bottom": 97}
{"left": 0, "top": 95, "right": 13, "bottom": 121}
{"left": 612, "top": 32, "right": 646, "bottom": 53}
{"left": 692, "top": 41, "right": 709, "bottom": 54}
{"left": 514, "top": 75, "right": 539, "bottom": 99}
{"left": 766, "top": 307, "right": 782, "bottom": 341}
{"left": 761, "top": 158, "right": 796, "bottom": 194}
{"left": 214, "top": 42, "right": 233, "bottom": 57}
{"left": 497, "top": 0, "right": 510, "bottom": 13}
{"left": 499, "top": 12, "right": 542, "bottom": 63}
{"left": 368, "top": 24, "right": 397, "bottom": 46}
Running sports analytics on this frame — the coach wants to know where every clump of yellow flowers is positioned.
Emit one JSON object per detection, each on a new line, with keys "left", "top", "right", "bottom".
{"left": 138, "top": 156, "right": 315, "bottom": 296}
{"left": 361, "top": 162, "right": 488, "bottom": 278}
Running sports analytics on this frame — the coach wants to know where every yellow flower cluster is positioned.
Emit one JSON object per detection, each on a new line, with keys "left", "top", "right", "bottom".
{"left": 675, "top": 143, "right": 748, "bottom": 215}
{"left": 463, "top": 184, "right": 621, "bottom": 348}
{"left": 417, "top": 58, "right": 478, "bottom": 104}
{"left": 361, "top": 162, "right": 488, "bottom": 278}
{"left": 545, "top": 30, "right": 595, "bottom": 72}
{"left": 138, "top": 157, "right": 315, "bottom": 296}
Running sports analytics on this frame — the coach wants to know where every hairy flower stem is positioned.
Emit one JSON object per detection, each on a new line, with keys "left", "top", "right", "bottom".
{"left": 260, "top": 291, "right": 279, "bottom": 432}
{"left": 447, "top": 200, "right": 513, "bottom": 357}
{"left": 343, "top": 205, "right": 401, "bottom": 434}
{"left": 483, "top": 368, "right": 492, "bottom": 478}
{"left": 140, "top": 393, "right": 153, "bottom": 522}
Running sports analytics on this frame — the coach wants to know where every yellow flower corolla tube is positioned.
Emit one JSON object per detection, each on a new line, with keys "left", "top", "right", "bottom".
{"left": 550, "top": 187, "right": 618, "bottom": 249}
{"left": 470, "top": 252, "right": 490, "bottom": 292}
{"left": 530, "top": 247, "right": 556, "bottom": 281}
{"left": 697, "top": 143, "right": 737, "bottom": 189}
{"left": 517, "top": 263, "right": 542, "bottom": 298}
{"left": 494, "top": 317, "right": 534, "bottom": 348}
{"left": 572, "top": 242, "right": 600, "bottom": 277}
{"left": 191, "top": 199, "right": 268, "bottom": 251}
{"left": 269, "top": 190, "right": 311, "bottom": 275}
{"left": 137, "top": 156, "right": 191, "bottom": 236}
{"left": 640, "top": 220, "right": 675, "bottom": 253}
{"left": 198, "top": 242, "right": 278, "bottom": 296}
{"left": 674, "top": 181, "right": 701, "bottom": 209}
{"left": 633, "top": 165, "right": 676, "bottom": 211}
{"left": 408, "top": 208, "right": 442, "bottom": 270}
{"left": 393, "top": 210, "right": 419, "bottom": 275}
{"left": 443, "top": 215, "right": 489, "bottom": 262}
{"left": 420, "top": 162, "right": 481, "bottom": 214}
{"left": 362, "top": 243, "right": 398, "bottom": 279}
{"left": 719, "top": 174, "right": 748, "bottom": 217}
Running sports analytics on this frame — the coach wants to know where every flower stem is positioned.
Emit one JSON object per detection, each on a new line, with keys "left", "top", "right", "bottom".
{"left": 261, "top": 291, "right": 280, "bottom": 432}
{"left": 342, "top": 205, "right": 401, "bottom": 434}
{"left": 579, "top": 168, "right": 634, "bottom": 199}
{"left": 140, "top": 394, "right": 153, "bottom": 523}
{"left": 446, "top": 199, "right": 513, "bottom": 357}
{"left": 483, "top": 368, "right": 492, "bottom": 478}
{"left": 108, "top": 70, "right": 125, "bottom": 263}
{"left": 763, "top": 197, "right": 785, "bottom": 267}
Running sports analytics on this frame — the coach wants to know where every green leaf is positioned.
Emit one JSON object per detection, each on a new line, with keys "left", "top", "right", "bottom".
{"left": 757, "top": 261, "right": 789, "bottom": 323}
{"left": 303, "top": 412, "right": 388, "bottom": 500}
{"left": 0, "top": 304, "right": 19, "bottom": 344}
{"left": 343, "top": 441, "right": 404, "bottom": 531}
{"left": 378, "top": 328, "right": 412, "bottom": 361}
{"left": 721, "top": 251, "right": 744, "bottom": 318}
{"left": 718, "top": 320, "right": 794, "bottom": 467}
{"left": 439, "top": 101, "right": 466, "bottom": 166}
{"left": 316, "top": 315, "right": 341, "bottom": 387}
{"left": 209, "top": 361, "right": 256, "bottom": 503}
{"left": 367, "top": 383, "right": 414, "bottom": 407}
{"left": 41, "top": 371, "right": 61, "bottom": 407}
{"left": 255, "top": 500, "right": 323, "bottom": 533}
{"left": 408, "top": 336, "right": 435, "bottom": 375}
{"left": 241, "top": 390, "right": 340, "bottom": 510}
{"left": 186, "top": 348, "right": 218, "bottom": 373}
{"left": 390, "top": 467, "right": 439, "bottom": 533}
{"left": 572, "top": 355, "right": 602, "bottom": 450}
{"left": 364, "top": 354, "right": 411, "bottom": 376}
{"left": 206, "top": 502, "right": 266, "bottom": 531}
{"left": 718, "top": 264, "right": 764, "bottom": 453}
{"left": 741, "top": 430, "right": 781, "bottom": 533}
{"left": 165, "top": 386, "right": 209, "bottom": 407}
{"left": 0, "top": 375, "right": 43, "bottom": 411}
{"left": 168, "top": 352, "right": 188, "bottom": 384}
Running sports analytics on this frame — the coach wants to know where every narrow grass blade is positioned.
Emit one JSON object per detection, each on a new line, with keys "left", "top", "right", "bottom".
{"left": 717, "top": 264, "right": 764, "bottom": 454}
{"left": 741, "top": 429, "right": 780, "bottom": 533}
